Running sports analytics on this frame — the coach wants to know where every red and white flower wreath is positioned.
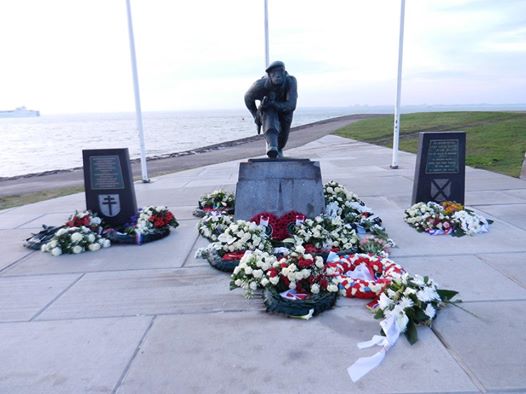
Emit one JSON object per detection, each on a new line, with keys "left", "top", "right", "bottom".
{"left": 329, "top": 254, "right": 406, "bottom": 299}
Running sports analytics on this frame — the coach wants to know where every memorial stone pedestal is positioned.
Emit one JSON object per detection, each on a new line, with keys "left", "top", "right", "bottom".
{"left": 234, "top": 158, "right": 325, "bottom": 220}
{"left": 412, "top": 131, "right": 466, "bottom": 204}
{"left": 82, "top": 148, "right": 137, "bottom": 226}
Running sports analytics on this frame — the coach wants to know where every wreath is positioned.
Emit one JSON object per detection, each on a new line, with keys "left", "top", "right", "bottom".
{"left": 263, "top": 287, "right": 338, "bottom": 318}
{"left": 249, "top": 211, "right": 305, "bottom": 241}
{"left": 404, "top": 201, "right": 492, "bottom": 236}
{"left": 104, "top": 206, "right": 179, "bottom": 245}
{"left": 331, "top": 254, "right": 406, "bottom": 299}
{"left": 193, "top": 189, "right": 235, "bottom": 217}
{"left": 199, "top": 248, "right": 244, "bottom": 273}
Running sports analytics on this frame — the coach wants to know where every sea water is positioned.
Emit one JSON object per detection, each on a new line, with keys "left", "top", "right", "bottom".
{"left": 0, "top": 107, "right": 353, "bottom": 178}
{"left": 2, "top": 104, "right": 523, "bottom": 178}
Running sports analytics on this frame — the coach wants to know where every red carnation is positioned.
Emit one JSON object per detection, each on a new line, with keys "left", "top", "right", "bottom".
{"left": 297, "top": 257, "right": 313, "bottom": 269}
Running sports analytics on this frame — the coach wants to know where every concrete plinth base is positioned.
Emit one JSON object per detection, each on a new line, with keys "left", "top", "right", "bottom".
{"left": 234, "top": 158, "right": 324, "bottom": 220}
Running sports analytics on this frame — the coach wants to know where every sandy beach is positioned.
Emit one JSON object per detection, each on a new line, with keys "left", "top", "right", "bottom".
{"left": 0, "top": 114, "right": 382, "bottom": 198}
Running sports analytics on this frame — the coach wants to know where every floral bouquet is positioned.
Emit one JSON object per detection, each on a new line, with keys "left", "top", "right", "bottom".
{"left": 66, "top": 210, "right": 103, "bottom": 231}
{"left": 324, "top": 181, "right": 394, "bottom": 253}
{"left": 41, "top": 226, "right": 110, "bottom": 256}
{"left": 133, "top": 206, "right": 179, "bottom": 235}
{"left": 26, "top": 210, "right": 103, "bottom": 251}
{"left": 404, "top": 201, "right": 492, "bottom": 236}
{"left": 324, "top": 180, "right": 362, "bottom": 207}
{"left": 374, "top": 273, "right": 459, "bottom": 344}
{"left": 198, "top": 212, "right": 233, "bottom": 241}
{"left": 291, "top": 215, "right": 358, "bottom": 253}
{"left": 348, "top": 273, "right": 459, "bottom": 381}
{"left": 230, "top": 249, "right": 277, "bottom": 297}
{"left": 451, "top": 208, "right": 492, "bottom": 236}
{"left": 193, "top": 189, "right": 235, "bottom": 217}
{"left": 230, "top": 245, "right": 339, "bottom": 317}
{"left": 196, "top": 220, "right": 272, "bottom": 271}
{"left": 262, "top": 246, "right": 340, "bottom": 317}
{"left": 404, "top": 201, "right": 452, "bottom": 234}
{"left": 103, "top": 206, "right": 179, "bottom": 245}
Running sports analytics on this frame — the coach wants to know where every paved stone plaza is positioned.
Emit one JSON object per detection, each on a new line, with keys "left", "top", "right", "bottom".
{"left": 1, "top": 135, "right": 525, "bottom": 393}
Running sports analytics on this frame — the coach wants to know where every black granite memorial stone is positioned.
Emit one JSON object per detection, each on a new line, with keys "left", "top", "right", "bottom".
{"left": 412, "top": 132, "right": 466, "bottom": 204}
{"left": 82, "top": 148, "right": 137, "bottom": 226}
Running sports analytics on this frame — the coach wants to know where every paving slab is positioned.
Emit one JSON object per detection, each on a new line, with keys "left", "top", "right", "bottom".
{"left": 0, "top": 229, "right": 36, "bottom": 271}
{"left": 0, "top": 212, "right": 48, "bottom": 230}
{"left": 433, "top": 300, "right": 526, "bottom": 391}
{"left": 396, "top": 254, "right": 526, "bottom": 302}
{"left": 0, "top": 273, "right": 81, "bottom": 321}
{"left": 476, "top": 252, "right": 526, "bottom": 289}
{"left": 0, "top": 316, "right": 151, "bottom": 393}
{"left": 464, "top": 190, "right": 526, "bottom": 206}
{"left": 17, "top": 212, "right": 70, "bottom": 229}
{"left": 3, "top": 220, "right": 199, "bottom": 276}
{"left": 184, "top": 235, "right": 214, "bottom": 268}
{"left": 117, "top": 309, "right": 477, "bottom": 394}
{"left": 37, "top": 266, "right": 261, "bottom": 320}
{"left": 465, "top": 172, "right": 526, "bottom": 191}
{"left": 502, "top": 188, "right": 526, "bottom": 201}
{"left": 14, "top": 193, "right": 86, "bottom": 215}
{"left": 475, "top": 203, "right": 526, "bottom": 231}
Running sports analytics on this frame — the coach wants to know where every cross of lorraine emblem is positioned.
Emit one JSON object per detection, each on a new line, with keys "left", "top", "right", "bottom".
{"left": 98, "top": 194, "right": 121, "bottom": 217}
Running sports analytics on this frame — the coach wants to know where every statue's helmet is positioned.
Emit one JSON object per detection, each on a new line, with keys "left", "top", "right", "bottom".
{"left": 265, "top": 61, "right": 285, "bottom": 73}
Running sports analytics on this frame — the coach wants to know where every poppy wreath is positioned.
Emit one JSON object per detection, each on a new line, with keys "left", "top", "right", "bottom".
{"left": 249, "top": 212, "right": 278, "bottom": 239}
{"left": 332, "top": 254, "right": 406, "bottom": 299}
{"left": 249, "top": 211, "right": 306, "bottom": 241}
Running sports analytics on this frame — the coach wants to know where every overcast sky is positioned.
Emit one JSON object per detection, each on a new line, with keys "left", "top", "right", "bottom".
{"left": 1, "top": 0, "right": 525, "bottom": 114}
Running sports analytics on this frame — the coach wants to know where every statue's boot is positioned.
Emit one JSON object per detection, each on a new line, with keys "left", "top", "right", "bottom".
{"left": 265, "top": 129, "right": 279, "bottom": 158}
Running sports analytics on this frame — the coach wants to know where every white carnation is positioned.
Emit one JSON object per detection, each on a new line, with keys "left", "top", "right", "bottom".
{"left": 88, "top": 243, "right": 101, "bottom": 252}
{"left": 51, "top": 247, "right": 62, "bottom": 257}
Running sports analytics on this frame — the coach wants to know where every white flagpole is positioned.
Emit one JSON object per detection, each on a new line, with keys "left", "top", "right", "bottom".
{"left": 125, "top": 0, "right": 149, "bottom": 182}
{"left": 264, "top": 0, "right": 270, "bottom": 67}
{"left": 391, "top": 0, "right": 406, "bottom": 169}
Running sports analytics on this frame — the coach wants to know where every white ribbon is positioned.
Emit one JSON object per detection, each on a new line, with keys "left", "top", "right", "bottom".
{"left": 347, "top": 315, "right": 401, "bottom": 382}
{"left": 326, "top": 251, "right": 340, "bottom": 262}
{"left": 344, "top": 263, "right": 374, "bottom": 281}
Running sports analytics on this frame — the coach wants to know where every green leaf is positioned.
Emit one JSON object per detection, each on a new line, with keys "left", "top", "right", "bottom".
{"left": 374, "top": 309, "right": 385, "bottom": 320}
{"left": 405, "top": 320, "right": 418, "bottom": 345}
{"left": 414, "top": 308, "right": 429, "bottom": 322}
{"left": 437, "top": 289, "right": 459, "bottom": 301}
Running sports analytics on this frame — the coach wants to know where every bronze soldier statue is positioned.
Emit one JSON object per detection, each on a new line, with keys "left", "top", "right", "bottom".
{"left": 244, "top": 61, "right": 298, "bottom": 158}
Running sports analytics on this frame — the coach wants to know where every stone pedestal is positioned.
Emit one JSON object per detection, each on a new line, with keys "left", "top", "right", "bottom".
{"left": 412, "top": 132, "right": 466, "bottom": 204}
{"left": 234, "top": 158, "right": 325, "bottom": 220}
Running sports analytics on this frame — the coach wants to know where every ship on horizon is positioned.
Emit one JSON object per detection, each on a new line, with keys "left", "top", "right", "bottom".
{"left": 0, "top": 106, "right": 40, "bottom": 118}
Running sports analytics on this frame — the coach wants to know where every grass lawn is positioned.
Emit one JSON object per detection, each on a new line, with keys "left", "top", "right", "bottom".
{"left": 334, "top": 111, "right": 526, "bottom": 177}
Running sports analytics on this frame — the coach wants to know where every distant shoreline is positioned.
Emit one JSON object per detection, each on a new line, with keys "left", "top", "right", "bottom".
{"left": 0, "top": 114, "right": 382, "bottom": 201}
{"left": 0, "top": 114, "right": 373, "bottom": 182}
